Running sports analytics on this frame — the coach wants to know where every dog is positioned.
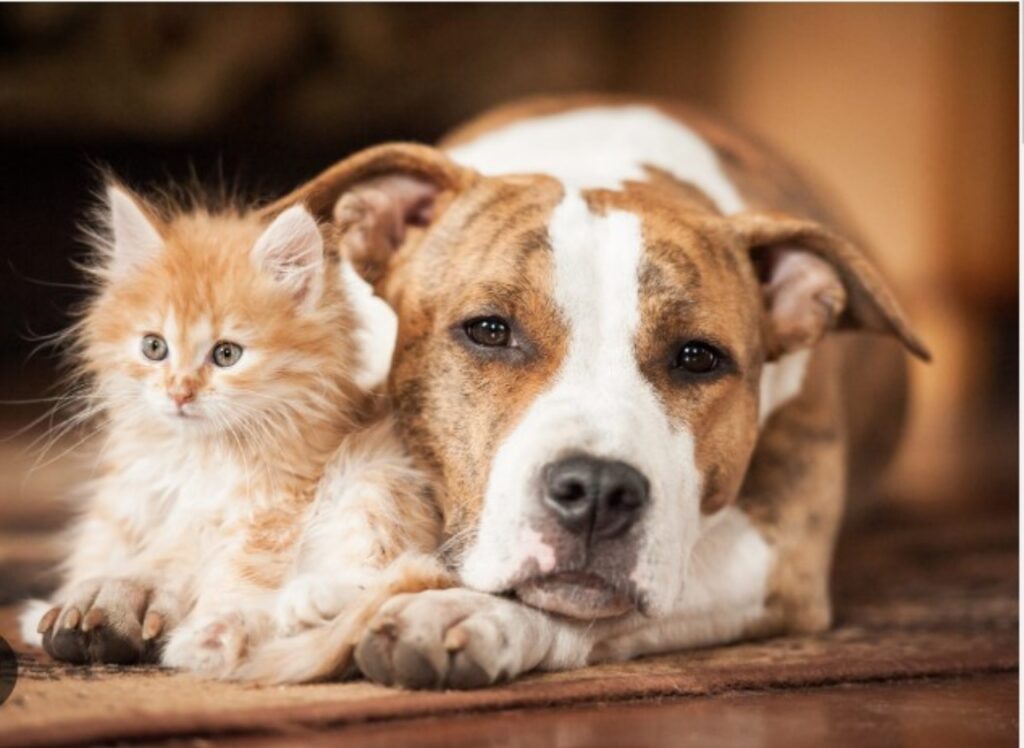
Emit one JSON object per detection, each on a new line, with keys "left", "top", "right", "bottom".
{"left": 264, "top": 95, "right": 929, "bottom": 688}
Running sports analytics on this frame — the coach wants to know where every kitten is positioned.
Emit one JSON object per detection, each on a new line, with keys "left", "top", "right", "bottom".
{"left": 20, "top": 183, "right": 440, "bottom": 675}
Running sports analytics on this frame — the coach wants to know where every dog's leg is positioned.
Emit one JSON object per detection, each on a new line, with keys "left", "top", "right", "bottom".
{"left": 355, "top": 588, "right": 592, "bottom": 689}
{"left": 740, "top": 353, "right": 847, "bottom": 637}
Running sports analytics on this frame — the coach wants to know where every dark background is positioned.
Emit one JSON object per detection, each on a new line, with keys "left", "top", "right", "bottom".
{"left": 0, "top": 3, "right": 1017, "bottom": 505}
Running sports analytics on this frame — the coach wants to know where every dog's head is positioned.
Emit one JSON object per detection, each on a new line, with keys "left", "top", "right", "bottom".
{"left": 266, "top": 142, "right": 928, "bottom": 619}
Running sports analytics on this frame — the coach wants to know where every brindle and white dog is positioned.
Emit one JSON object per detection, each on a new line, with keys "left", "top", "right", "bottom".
{"left": 266, "top": 95, "right": 929, "bottom": 689}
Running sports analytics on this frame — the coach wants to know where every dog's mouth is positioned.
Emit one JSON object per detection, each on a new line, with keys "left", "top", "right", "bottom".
{"left": 513, "top": 572, "right": 636, "bottom": 619}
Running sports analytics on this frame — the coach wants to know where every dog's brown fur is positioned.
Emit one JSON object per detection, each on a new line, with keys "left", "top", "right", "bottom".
{"left": 262, "top": 95, "right": 927, "bottom": 661}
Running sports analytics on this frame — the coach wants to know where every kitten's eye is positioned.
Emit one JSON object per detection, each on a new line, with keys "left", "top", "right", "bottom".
{"left": 672, "top": 341, "right": 721, "bottom": 375}
{"left": 211, "top": 341, "right": 244, "bottom": 368}
{"left": 141, "top": 334, "right": 168, "bottom": 362}
{"left": 464, "top": 316, "right": 512, "bottom": 348}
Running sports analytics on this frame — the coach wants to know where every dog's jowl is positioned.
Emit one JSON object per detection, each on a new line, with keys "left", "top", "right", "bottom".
{"left": 266, "top": 95, "right": 928, "bottom": 688}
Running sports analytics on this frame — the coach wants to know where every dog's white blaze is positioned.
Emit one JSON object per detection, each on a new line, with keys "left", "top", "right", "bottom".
{"left": 759, "top": 349, "right": 811, "bottom": 425}
{"left": 448, "top": 105, "right": 744, "bottom": 213}
{"left": 459, "top": 192, "right": 702, "bottom": 614}
{"left": 452, "top": 105, "right": 810, "bottom": 425}
{"left": 449, "top": 106, "right": 804, "bottom": 621}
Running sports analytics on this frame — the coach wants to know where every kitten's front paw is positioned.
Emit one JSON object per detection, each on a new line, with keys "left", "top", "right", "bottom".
{"left": 38, "top": 578, "right": 176, "bottom": 665}
{"left": 162, "top": 613, "right": 249, "bottom": 676}
{"left": 275, "top": 574, "right": 366, "bottom": 635}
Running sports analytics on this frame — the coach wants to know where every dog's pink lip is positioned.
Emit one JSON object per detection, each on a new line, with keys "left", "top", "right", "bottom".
{"left": 513, "top": 572, "right": 635, "bottom": 620}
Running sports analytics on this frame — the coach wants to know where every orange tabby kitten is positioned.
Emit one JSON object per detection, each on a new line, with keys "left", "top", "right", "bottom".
{"left": 20, "top": 184, "right": 440, "bottom": 675}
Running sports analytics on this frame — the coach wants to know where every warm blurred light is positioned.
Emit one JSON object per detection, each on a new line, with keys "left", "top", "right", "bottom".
{"left": 0, "top": 3, "right": 1016, "bottom": 506}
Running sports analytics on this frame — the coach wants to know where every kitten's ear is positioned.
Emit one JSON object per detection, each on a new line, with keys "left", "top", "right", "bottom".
{"left": 251, "top": 204, "right": 324, "bottom": 310}
{"left": 105, "top": 184, "right": 164, "bottom": 279}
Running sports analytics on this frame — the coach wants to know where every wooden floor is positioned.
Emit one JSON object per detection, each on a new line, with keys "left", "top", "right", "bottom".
{"left": 201, "top": 674, "right": 1018, "bottom": 748}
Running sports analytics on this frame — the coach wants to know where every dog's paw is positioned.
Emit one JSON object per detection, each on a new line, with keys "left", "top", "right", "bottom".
{"left": 274, "top": 574, "right": 365, "bottom": 635}
{"left": 39, "top": 578, "right": 173, "bottom": 665}
{"left": 162, "top": 613, "right": 249, "bottom": 676}
{"left": 355, "top": 588, "right": 531, "bottom": 690}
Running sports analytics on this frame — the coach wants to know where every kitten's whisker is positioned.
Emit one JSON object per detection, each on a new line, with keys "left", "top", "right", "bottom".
{"left": 1, "top": 401, "right": 78, "bottom": 445}
{"left": 0, "top": 395, "right": 92, "bottom": 405}
{"left": 25, "top": 412, "right": 90, "bottom": 457}
{"left": 26, "top": 425, "right": 98, "bottom": 474}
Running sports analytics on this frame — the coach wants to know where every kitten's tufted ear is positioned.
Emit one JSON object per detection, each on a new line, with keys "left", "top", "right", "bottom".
{"left": 731, "top": 211, "right": 930, "bottom": 362}
{"left": 105, "top": 184, "right": 164, "bottom": 279}
{"left": 251, "top": 204, "right": 324, "bottom": 310}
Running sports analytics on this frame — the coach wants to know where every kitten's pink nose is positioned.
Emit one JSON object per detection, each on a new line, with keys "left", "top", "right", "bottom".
{"left": 168, "top": 380, "right": 197, "bottom": 408}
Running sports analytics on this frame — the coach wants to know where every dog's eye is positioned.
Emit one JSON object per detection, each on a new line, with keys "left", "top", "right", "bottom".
{"left": 211, "top": 341, "right": 244, "bottom": 368}
{"left": 672, "top": 341, "right": 720, "bottom": 375}
{"left": 141, "top": 334, "right": 168, "bottom": 362}
{"left": 464, "top": 317, "right": 512, "bottom": 348}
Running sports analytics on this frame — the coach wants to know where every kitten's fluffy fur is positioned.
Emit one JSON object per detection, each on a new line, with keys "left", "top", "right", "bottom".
{"left": 20, "top": 184, "right": 441, "bottom": 677}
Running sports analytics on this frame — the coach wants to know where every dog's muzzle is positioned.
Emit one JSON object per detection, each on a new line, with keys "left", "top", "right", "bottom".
{"left": 513, "top": 454, "right": 650, "bottom": 619}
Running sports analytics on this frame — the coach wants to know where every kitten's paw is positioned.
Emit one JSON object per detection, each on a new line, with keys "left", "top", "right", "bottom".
{"left": 275, "top": 574, "right": 366, "bottom": 635}
{"left": 162, "top": 613, "right": 248, "bottom": 676}
{"left": 39, "top": 578, "right": 176, "bottom": 665}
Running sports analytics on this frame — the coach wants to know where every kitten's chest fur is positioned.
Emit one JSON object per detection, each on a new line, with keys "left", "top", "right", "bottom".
{"left": 96, "top": 434, "right": 306, "bottom": 574}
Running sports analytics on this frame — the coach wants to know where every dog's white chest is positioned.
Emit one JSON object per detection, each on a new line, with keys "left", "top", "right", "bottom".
{"left": 682, "top": 506, "right": 774, "bottom": 613}
{"left": 591, "top": 507, "right": 774, "bottom": 662}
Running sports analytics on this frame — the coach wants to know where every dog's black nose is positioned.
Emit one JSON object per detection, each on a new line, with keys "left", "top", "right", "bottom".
{"left": 542, "top": 455, "right": 650, "bottom": 540}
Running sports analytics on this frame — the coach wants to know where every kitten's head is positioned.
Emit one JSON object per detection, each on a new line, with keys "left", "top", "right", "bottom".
{"left": 79, "top": 183, "right": 359, "bottom": 441}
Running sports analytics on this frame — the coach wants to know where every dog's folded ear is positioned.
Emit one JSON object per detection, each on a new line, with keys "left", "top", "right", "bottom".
{"left": 260, "top": 144, "right": 476, "bottom": 285}
{"left": 731, "top": 211, "right": 930, "bottom": 362}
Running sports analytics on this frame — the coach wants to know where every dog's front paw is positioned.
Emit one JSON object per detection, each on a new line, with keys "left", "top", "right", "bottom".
{"left": 38, "top": 578, "right": 175, "bottom": 665}
{"left": 355, "top": 588, "right": 533, "bottom": 690}
{"left": 162, "top": 612, "right": 249, "bottom": 676}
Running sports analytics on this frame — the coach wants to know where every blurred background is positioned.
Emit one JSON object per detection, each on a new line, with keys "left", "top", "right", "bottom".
{"left": 0, "top": 4, "right": 1017, "bottom": 523}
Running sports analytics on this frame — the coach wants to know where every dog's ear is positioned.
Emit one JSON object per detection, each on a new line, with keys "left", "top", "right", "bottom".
{"left": 731, "top": 211, "right": 930, "bottom": 362}
{"left": 261, "top": 144, "right": 476, "bottom": 285}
